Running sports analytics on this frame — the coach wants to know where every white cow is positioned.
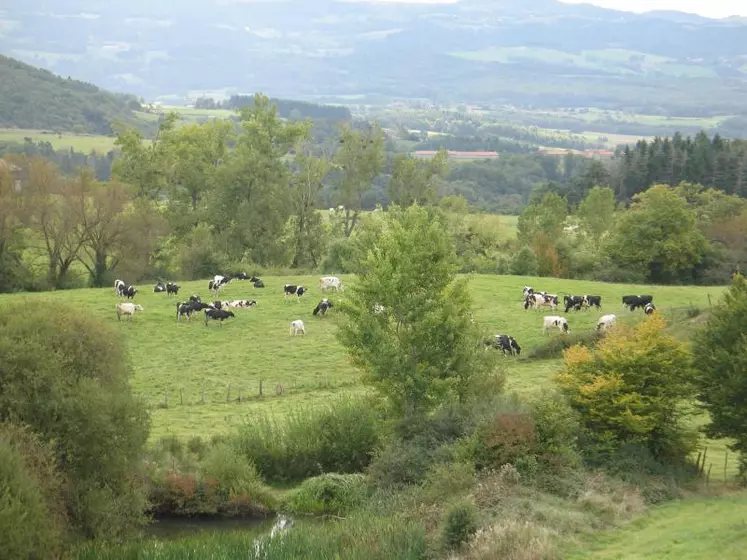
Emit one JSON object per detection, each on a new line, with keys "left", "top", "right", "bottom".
{"left": 289, "top": 319, "right": 306, "bottom": 336}
{"left": 596, "top": 314, "right": 617, "bottom": 332}
{"left": 543, "top": 315, "right": 570, "bottom": 334}
{"left": 116, "top": 302, "right": 143, "bottom": 322}
{"left": 319, "top": 276, "right": 343, "bottom": 293}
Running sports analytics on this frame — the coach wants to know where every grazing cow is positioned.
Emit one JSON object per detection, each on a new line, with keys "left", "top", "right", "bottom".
{"left": 154, "top": 283, "right": 166, "bottom": 293}
{"left": 644, "top": 303, "right": 656, "bottom": 315}
{"left": 121, "top": 285, "right": 137, "bottom": 300}
{"left": 526, "top": 293, "right": 558, "bottom": 311}
{"left": 564, "top": 295, "right": 587, "bottom": 313}
{"left": 253, "top": 279, "right": 265, "bottom": 288}
{"left": 232, "top": 272, "right": 250, "bottom": 280}
{"left": 585, "top": 295, "right": 602, "bottom": 310}
{"left": 211, "top": 301, "right": 231, "bottom": 310}
{"left": 622, "top": 295, "right": 653, "bottom": 311}
{"left": 166, "top": 282, "right": 180, "bottom": 296}
{"left": 523, "top": 286, "right": 534, "bottom": 297}
{"left": 313, "top": 298, "right": 334, "bottom": 316}
{"left": 543, "top": 316, "right": 570, "bottom": 334}
{"left": 114, "top": 279, "right": 126, "bottom": 295}
{"left": 189, "top": 294, "right": 202, "bottom": 304}
{"left": 284, "top": 285, "right": 305, "bottom": 300}
{"left": 116, "top": 302, "right": 143, "bottom": 322}
{"left": 289, "top": 319, "right": 306, "bottom": 336}
{"left": 176, "top": 300, "right": 211, "bottom": 321}
{"left": 486, "top": 334, "right": 521, "bottom": 356}
{"left": 596, "top": 314, "right": 617, "bottom": 332}
{"left": 209, "top": 275, "right": 231, "bottom": 297}
{"left": 319, "top": 276, "right": 343, "bottom": 293}
{"left": 204, "top": 308, "right": 235, "bottom": 326}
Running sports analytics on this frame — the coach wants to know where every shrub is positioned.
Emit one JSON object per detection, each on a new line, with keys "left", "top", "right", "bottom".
{"left": 529, "top": 392, "right": 582, "bottom": 472}
{"left": 235, "top": 397, "right": 380, "bottom": 483}
{"left": 419, "top": 461, "right": 476, "bottom": 504}
{"left": 463, "top": 520, "right": 559, "bottom": 560}
{"left": 557, "top": 315, "right": 697, "bottom": 461}
{"left": 0, "top": 424, "right": 66, "bottom": 558}
{"left": 367, "top": 438, "right": 434, "bottom": 488}
{"left": 201, "top": 443, "right": 277, "bottom": 509}
{"left": 281, "top": 473, "right": 367, "bottom": 516}
{"left": 441, "top": 499, "right": 479, "bottom": 551}
{"left": 472, "top": 412, "right": 537, "bottom": 471}
{"left": 0, "top": 301, "right": 150, "bottom": 540}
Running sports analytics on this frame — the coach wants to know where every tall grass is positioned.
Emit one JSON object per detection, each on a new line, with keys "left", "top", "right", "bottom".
{"left": 234, "top": 397, "right": 381, "bottom": 483}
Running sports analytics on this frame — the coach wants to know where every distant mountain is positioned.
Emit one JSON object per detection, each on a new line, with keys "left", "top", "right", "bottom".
{"left": 0, "top": 55, "right": 141, "bottom": 134}
{"left": 2, "top": 0, "right": 747, "bottom": 115}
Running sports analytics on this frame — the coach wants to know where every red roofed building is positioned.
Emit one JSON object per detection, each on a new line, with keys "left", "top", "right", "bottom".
{"left": 413, "top": 150, "right": 499, "bottom": 161}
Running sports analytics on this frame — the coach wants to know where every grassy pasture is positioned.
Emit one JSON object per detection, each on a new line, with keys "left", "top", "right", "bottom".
{"left": 566, "top": 492, "right": 747, "bottom": 559}
{"left": 0, "top": 274, "right": 723, "bottom": 443}
{"left": 0, "top": 128, "right": 118, "bottom": 152}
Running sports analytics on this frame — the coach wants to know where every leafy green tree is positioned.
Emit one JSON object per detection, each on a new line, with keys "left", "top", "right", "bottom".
{"left": 388, "top": 148, "right": 448, "bottom": 207}
{"left": 557, "top": 315, "right": 696, "bottom": 460}
{"left": 113, "top": 112, "right": 178, "bottom": 200}
{"left": 213, "top": 94, "right": 309, "bottom": 265}
{"left": 517, "top": 191, "right": 568, "bottom": 276}
{"left": 0, "top": 301, "right": 150, "bottom": 540}
{"left": 336, "top": 205, "right": 498, "bottom": 416}
{"left": 289, "top": 141, "right": 331, "bottom": 268}
{"left": 0, "top": 157, "right": 25, "bottom": 291}
{"left": 576, "top": 186, "right": 616, "bottom": 249}
{"left": 692, "top": 274, "right": 747, "bottom": 474}
{"left": 604, "top": 184, "right": 708, "bottom": 283}
{"left": 333, "top": 122, "right": 385, "bottom": 237}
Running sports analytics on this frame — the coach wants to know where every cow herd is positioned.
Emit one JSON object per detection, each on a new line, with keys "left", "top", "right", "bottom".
{"left": 113, "top": 273, "right": 346, "bottom": 334}
{"left": 483, "top": 285, "right": 657, "bottom": 357}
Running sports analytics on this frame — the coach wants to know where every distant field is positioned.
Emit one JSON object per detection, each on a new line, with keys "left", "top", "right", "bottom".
{"left": 567, "top": 493, "right": 747, "bottom": 559}
{"left": 0, "top": 128, "right": 118, "bottom": 152}
{"left": 0, "top": 274, "right": 723, "bottom": 443}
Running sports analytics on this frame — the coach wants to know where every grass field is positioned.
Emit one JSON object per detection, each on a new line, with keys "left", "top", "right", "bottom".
{"left": 0, "top": 274, "right": 724, "bottom": 443}
{"left": 0, "top": 128, "right": 118, "bottom": 152}
{"left": 566, "top": 493, "right": 747, "bottom": 559}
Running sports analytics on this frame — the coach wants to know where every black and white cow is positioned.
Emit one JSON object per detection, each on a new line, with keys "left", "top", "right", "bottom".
{"left": 209, "top": 275, "right": 231, "bottom": 297}
{"left": 114, "top": 279, "right": 126, "bottom": 295}
{"left": 189, "top": 294, "right": 202, "bottom": 304}
{"left": 154, "top": 282, "right": 166, "bottom": 293}
{"left": 564, "top": 295, "right": 587, "bottom": 313}
{"left": 585, "top": 295, "right": 602, "bottom": 310}
{"left": 231, "top": 272, "right": 250, "bottom": 280}
{"left": 204, "top": 308, "right": 235, "bottom": 326}
{"left": 526, "top": 293, "right": 558, "bottom": 311}
{"left": 227, "top": 300, "right": 258, "bottom": 309}
{"left": 284, "top": 285, "right": 305, "bottom": 301}
{"left": 121, "top": 285, "right": 137, "bottom": 299}
{"left": 313, "top": 298, "right": 334, "bottom": 316}
{"left": 622, "top": 295, "right": 653, "bottom": 311}
{"left": 644, "top": 303, "right": 656, "bottom": 315}
{"left": 486, "top": 334, "right": 521, "bottom": 356}
{"left": 253, "top": 279, "right": 265, "bottom": 288}
{"left": 176, "top": 300, "right": 211, "bottom": 321}
{"left": 166, "top": 282, "right": 180, "bottom": 296}
{"left": 543, "top": 316, "right": 570, "bottom": 334}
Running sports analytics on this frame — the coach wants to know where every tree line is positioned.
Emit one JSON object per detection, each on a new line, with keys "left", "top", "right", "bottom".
{"left": 195, "top": 94, "right": 352, "bottom": 122}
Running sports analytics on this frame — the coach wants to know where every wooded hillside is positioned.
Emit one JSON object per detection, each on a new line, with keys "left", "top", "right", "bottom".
{"left": 0, "top": 55, "right": 141, "bottom": 135}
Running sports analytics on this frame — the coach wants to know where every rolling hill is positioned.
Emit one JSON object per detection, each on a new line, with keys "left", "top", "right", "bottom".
{"left": 0, "top": 54, "right": 143, "bottom": 134}
{"left": 3, "top": 0, "right": 747, "bottom": 114}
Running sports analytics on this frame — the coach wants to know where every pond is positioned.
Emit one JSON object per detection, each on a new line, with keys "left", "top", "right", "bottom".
{"left": 144, "top": 515, "right": 277, "bottom": 541}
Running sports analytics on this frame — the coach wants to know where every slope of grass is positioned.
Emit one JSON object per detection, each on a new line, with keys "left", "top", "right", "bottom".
{"left": 0, "top": 128, "right": 118, "bottom": 152}
{"left": 566, "top": 493, "right": 747, "bottom": 559}
{"left": 0, "top": 275, "right": 723, "bottom": 442}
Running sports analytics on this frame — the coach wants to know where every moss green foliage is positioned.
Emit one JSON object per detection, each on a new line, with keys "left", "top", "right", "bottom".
{"left": 281, "top": 473, "right": 367, "bottom": 516}
{"left": 0, "top": 55, "right": 141, "bottom": 134}
{"left": 0, "top": 300, "right": 150, "bottom": 541}
{"left": 235, "top": 397, "right": 380, "bottom": 483}
{"left": 557, "top": 315, "right": 697, "bottom": 461}
{"left": 337, "top": 204, "right": 498, "bottom": 414}
{"left": 0, "top": 424, "right": 67, "bottom": 559}
{"left": 693, "top": 274, "right": 747, "bottom": 473}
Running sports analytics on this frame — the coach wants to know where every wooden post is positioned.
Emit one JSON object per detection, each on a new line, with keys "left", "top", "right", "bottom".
{"left": 226, "top": 383, "right": 231, "bottom": 403}
{"left": 724, "top": 452, "right": 729, "bottom": 485}
{"left": 259, "top": 379, "right": 263, "bottom": 397}
{"left": 238, "top": 389, "right": 242, "bottom": 403}
{"left": 707, "top": 293, "right": 712, "bottom": 307}
{"left": 702, "top": 447, "right": 708, "bottom": 474}
{"left": 695, "top": 451, "right": 703, "bottom": 474}
{"left": 180, "top": 389, "right": 184, "bottom": 406}
{"left": 706, "top": 464, "right": 712, "bottom": 485}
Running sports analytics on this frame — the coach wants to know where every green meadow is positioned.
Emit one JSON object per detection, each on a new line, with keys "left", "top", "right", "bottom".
{"left": 0, "top": 274, "right": 723, "bottom": 443}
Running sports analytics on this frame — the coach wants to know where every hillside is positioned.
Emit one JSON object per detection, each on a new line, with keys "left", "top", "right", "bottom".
{"left": 3, "top": 1, "right": 747, "bottom": 114}
{"left": 0, "top": 55, "right": 142, "bottom": 134}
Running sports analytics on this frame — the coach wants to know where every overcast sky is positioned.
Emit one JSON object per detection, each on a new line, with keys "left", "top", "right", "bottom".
{"left": 345, "top": 0, "right": 747, "bottom": 19}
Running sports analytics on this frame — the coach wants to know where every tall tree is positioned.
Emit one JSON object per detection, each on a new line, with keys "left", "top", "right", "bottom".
{"left": 112, "top": 112, "right": 178, "bottom": 200}
{"left": 289, "top": 141, "right": 331, "bottom": 268}
{"left": 336, "top": 205, "right": 498, "bottom": 416}
{"left": 576, "top": 186, "right": 616, "bottom": 249}
{"left": 517, "top": 191, "right": 568, "bottom": 276}
{"left": 388, "top": 148, "right": 448, "bottom": 207}
{"left": 212, "top": 94, "right": 309, "bottom": 265}
{"left": 0, "top": 158, "right": 24, "bottom": 291}
{"left": 604, "top": 184, "right": 708, "bottom": 283}
{"left": 692, "top": 274, "right": 747, "bottom": 475}
{"left": 334, "top": 122, "right": 385, "bottom": 237}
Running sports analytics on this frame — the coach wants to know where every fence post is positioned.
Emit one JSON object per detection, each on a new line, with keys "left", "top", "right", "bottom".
{"left": 706, "top": 464, "right": 712, "bottom": 485}
{"left": 259, "top": 379, "right": 263, "bottom": 397}
{"left": 238, "top": 389, "right": 242, "bottom": 403}
{"left": 707, "top": 293, "right": 712, "bottom": 307}
{"left": 724, "top": 452, "right": 729, "bottom": 485}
